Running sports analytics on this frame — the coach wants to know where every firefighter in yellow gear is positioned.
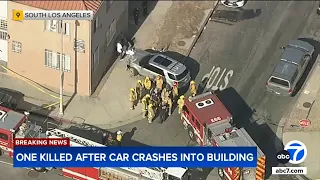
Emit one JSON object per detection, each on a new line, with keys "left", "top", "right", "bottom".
{"left": 136, "top": 80, "right": 144, "bottom": 102}
{"left": 129, "top": 88, "right": 137, "bottom": 110}
{"left": 155, "top": 75, "right": 164, "bottom": 91}
{"left": 189, "top": 81, "right": 197, "bottom": 97}
{"left": 144, "top": 77, "right": 152, "bottom": 91}
{"left": 116, "top": 130, "right": 123, "bottom": 146}
{"left": 147, "top": 104, "right": 155, "bottom": 123}
{"left": 177, "top": 95, "right": 185, "bottom": 114}
{"left": 141, "top": 97, "right": 148, "bottom": 118}
{"left": 172, "top": 82, "right": 179, "bottom": 102}
{"left": 143, "top": 94, "right": 152, "bottom": 105}
{"left": 166, "top": 96, "right": 173, "bottom": 116}
{"left": 161, "top": 88, "right": 170, "bottom": 102}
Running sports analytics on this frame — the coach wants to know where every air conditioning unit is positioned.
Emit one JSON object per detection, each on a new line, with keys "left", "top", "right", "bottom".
{"left": 196, "top": 98, "right": 214, "bottom": 109}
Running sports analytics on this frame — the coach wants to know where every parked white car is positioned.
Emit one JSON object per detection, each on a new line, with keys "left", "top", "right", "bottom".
{"left": 220, "top": 0, "right": 245, "bottom": 8}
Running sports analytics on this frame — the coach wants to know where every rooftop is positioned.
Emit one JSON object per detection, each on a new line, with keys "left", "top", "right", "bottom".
{"left": 14, "top": 0, "right": 102, "bottom": 14}
{"left": 184, "top": 92, "right": 232, "bottom": 125}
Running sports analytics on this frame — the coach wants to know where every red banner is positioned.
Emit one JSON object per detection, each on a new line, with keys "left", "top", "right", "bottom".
{"left": 14, "top": 138, "right": 70, "bottom": 147}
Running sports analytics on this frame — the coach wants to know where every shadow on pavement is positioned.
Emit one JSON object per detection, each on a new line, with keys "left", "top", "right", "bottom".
{"left": 211, "top": 9, "right": 261, "bottom": 23}
{"left": 216, "top": 87, "right": 282, "bottom": 179}
{"left": 128, "top": 1, "right": 158, "bottom": 39}
{"left": 292, "top": 38, "right": 320, "bottom": 96}
{"left": 64, "top": 123, "right": 148, "bottom": 147}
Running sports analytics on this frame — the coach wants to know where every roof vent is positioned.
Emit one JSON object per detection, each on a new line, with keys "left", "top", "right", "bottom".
{"left": 196, "top": 98, "right": 214, "bottom": 109}
{"left": 0, "top": 110, "right": 7, "bottom": 122}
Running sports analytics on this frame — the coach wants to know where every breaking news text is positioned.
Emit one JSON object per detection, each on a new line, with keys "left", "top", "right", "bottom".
{"left": 13, "top": 147, "right": 257, "bottom": 168}
{"left": 14, "top": 138, "right": 70, "bottom": 146}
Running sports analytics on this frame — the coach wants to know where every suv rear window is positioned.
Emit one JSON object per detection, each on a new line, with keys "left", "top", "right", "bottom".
{"left": 269, "top": 77, "right": 289, "bottom": 87}
{"left": 175, "top": 69, "right": 189, "bottom": 80}
{"left": 153, "top": 56, "right": 172, "bottom": 67}
{"left": 139, "top": 54, "right": 154, "bottom": 66}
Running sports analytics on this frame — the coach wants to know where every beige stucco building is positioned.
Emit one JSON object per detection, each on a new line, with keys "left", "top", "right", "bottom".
{"left": 5, "top": 0, "right": 128, "bottom": 96}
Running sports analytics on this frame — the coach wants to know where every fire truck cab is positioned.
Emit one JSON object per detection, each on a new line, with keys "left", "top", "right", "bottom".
{"left": 181, "top": 91, "right": 233, "bottom": 145}
{"left": 181, "top": 92, "right": 266, "bottom": 180}
{"left": 0, "top": 105, "right": 44, "bottom": 157}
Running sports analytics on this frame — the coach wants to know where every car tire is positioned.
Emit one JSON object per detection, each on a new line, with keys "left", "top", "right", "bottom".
{"left": 33, "top": 167, "right": 47, "bottom": 172}
{"left": 129, "top": 67, "right": 138, "bottom": 76}
{"left": 218, "top": 168, "right": 225, "bottom": 179}
{"left": 187, "top": 125, "right": 196, "bottom": 141}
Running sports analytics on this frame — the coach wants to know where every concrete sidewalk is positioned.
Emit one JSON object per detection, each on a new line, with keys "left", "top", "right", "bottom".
{"left": 281, "top": 57, "right": 320, "bottom": 179}
{"left": 134, "top": 1, "right": 216, "bottom": 56}
{"left": 0, "top": 1, "right": 218, "bottom": 129}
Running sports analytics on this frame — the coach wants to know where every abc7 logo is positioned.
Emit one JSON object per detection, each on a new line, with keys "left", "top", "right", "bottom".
{"left": 277, "top": 140, "right": 307, "bottom": 164}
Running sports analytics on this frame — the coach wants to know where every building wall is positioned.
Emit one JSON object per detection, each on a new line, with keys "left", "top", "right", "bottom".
{"left": 90, "top": 1, "right": 128, "bottom": 94}
{"left": 0, "top": 1, "right": 8, "bottom": 70}
{"left": 7, "top": 2, "right": 91, "bottom": 95}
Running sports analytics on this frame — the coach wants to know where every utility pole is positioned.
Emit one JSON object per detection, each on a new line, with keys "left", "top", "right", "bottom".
{"left": 59, "top": 20, "right": 64, "bottom": 115}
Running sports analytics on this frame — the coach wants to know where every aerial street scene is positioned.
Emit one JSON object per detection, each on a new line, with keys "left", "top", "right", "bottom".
{"left": 0, "top": 0, "right": 319, "bottom": 180}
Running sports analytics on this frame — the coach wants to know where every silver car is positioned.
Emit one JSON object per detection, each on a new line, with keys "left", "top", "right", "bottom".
{"left": 266, "top": 40, "right": 314, "bottom": 96}
{"left": 126, "top": 49, "right": 191, "bottom": 88}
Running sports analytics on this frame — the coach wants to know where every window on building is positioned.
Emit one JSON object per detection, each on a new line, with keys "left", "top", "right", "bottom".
{"left": 0, "top": 19, "right": 8, "bottom": 30}
{"left": 94, "top": 17, "right": 99, "bottom": 33}
{"left": 57, "top": 53, "right": 71, "bottom": 72}
{"left": 45, "top": 49, "right": 71, "bottom": 72}
{"left": 45, "top": 20, "right": 58, "bottom": 32}
{"left": 0, "top": 31, "right": 9, "bottom": 40}
{"left": 12, "top": 41, "right": 22, "bottom": 53}
{"left": 45, "top": 20, "right": 70, "bottom": 35}
{"left": 93, "top": 47, "right": 99, "bottom": 71}
{"left": 58, "top": 22, "right": 70, "bottom": 36}
{"left": 105, "top": 19, "right": 117, "bottom": 48}
{"left": 74, "top": 39, "right": 85, "bottom": 52}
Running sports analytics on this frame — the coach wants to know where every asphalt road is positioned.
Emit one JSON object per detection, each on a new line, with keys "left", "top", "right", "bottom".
{"left": 107, "top": 1, "right": 320, "bottom": 180}
{"left": 0, "top": 156, "right": 68, "bottom": 180}
{"left": 2, "top": 1, "right": 319, "bottom": 180}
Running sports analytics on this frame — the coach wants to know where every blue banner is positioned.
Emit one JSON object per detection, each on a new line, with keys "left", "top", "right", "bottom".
{"left": 13, "top": 147, "right": 257, "bottom": 168}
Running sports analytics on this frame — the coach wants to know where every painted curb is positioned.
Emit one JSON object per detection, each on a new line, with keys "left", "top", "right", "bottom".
{"left": 186, "top": 1, "right": 219, "bottom": 57}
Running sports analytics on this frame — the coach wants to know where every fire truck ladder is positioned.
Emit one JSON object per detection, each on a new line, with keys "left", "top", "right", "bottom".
{"left": 46, "top": 129, "right": 105, "bottom": 147}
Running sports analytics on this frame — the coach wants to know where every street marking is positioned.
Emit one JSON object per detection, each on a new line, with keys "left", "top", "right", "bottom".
{"left": 0, "top": 160, "right": 13, "bottom": 166}
{"left": 202, "top": 66, "right": 234, "bottom": 91}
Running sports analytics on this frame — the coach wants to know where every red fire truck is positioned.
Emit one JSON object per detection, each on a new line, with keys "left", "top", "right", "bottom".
{"left": 181, "top": 92, "right": 266, "bottom": 180}
{"left": 0, "top": 105, "right": 189, "bottom": 180}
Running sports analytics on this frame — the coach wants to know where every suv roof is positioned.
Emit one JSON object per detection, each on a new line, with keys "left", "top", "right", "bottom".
{"left": 184, "top": 92, "right": 232, "bottom": 126}
{"left": 149, "top": 54, "right": 187, "bottom": 75}
{"left": 280, "top": 47, "right": 305, "bottom": 65}
{"left": 271, "top": 61, "right": 298, "bottom": 81}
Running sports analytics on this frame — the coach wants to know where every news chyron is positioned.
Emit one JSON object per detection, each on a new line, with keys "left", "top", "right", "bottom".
{"left": 272, "top": 140, "right": 307, "bottom": 175}
{"left": 13, "top": 10, "right": 93, "bottom": 21}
